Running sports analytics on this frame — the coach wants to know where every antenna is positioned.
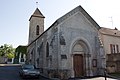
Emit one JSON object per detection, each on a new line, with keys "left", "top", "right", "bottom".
{"left": 109, "top": 17, "right": 113, "bottom": 28}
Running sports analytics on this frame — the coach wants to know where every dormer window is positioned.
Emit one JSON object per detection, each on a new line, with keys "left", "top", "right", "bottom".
{"left": 36, "top": 25, "right": 39, "bottom": 35}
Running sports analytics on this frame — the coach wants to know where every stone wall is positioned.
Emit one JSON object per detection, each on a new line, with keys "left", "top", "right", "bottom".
{"left": 106, "top": 53, "right": 120, "bottom": 73}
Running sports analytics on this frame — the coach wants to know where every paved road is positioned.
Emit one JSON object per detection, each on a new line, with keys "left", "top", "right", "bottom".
{"left": 0, "top": 64, "right": 50, "bottom": 80}
{"left": 0, "top": 64, "right": 117, "bottom": 80}
{"left": 0, "top": 64, "right": 21, "bottom": 80}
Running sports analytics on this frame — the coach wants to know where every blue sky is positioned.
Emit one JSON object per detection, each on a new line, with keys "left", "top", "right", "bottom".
{"left": 0, "top": 0, "right": 120, "bottom": 48}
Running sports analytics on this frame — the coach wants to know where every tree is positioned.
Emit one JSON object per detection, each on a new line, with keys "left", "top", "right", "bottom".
{"left": 0, "top": 44, "right": 15, "bottom": 58}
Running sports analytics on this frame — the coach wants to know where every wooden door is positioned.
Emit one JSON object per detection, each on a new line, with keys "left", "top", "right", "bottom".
{"left": 73, "top": 54, "right": 84, "bottom": 77}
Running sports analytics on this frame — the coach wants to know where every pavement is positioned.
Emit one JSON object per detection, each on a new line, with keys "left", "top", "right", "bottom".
{"left": 69, "top": 76, "right": 118, "bottom": 80}
{"left": 0, "top": 63, "right": 21, "bottom": 66}
{"left": 80, "top": 77, "right": 117, "bottom": 80}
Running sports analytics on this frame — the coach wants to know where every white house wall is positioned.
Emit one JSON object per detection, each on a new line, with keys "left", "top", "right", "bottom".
{"left": 102, "top": 34, "right": 120, "bottom": 54}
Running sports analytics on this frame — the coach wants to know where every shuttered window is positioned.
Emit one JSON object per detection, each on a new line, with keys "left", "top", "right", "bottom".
{"left": 110, "top": 44, "right": 113, "bottom": 53}
{"left": 116, "top": 45, "right": 119, "bottom": 53}
{"left": 110, "top": 44, "right": 119, "bottom": 54}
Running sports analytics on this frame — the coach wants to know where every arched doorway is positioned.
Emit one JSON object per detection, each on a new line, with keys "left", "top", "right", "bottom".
{"left": 72, "top": 40, "right": 89, "bottom": 77}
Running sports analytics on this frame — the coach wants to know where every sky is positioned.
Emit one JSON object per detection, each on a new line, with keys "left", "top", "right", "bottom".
{"left": 0, "top": 0, "right": 120, "bottom": 48}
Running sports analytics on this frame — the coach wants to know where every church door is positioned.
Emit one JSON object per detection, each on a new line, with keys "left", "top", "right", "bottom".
{"left": 73, "top": 54, "right": 84, "bottom": 77}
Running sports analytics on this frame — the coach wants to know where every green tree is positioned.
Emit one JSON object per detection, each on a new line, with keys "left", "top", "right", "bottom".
{"left": 0, "top": 44, "right": 15, "bottom": 58}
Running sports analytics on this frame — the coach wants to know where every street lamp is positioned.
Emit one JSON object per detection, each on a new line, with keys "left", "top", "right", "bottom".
{"left": 104, "top": 68, "right": 107, "bottom": 80}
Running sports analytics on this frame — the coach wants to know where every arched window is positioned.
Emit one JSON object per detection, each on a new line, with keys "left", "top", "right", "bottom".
{"left": 36, "top": 25, "right": 39, "bottom": 35}
{"left": 46, "top": 42, "right": 49, "bottom": 57}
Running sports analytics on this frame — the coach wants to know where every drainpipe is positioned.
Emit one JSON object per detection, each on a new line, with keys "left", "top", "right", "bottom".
{"left": 88, "top": 52, "right": 90, "bottom": 76}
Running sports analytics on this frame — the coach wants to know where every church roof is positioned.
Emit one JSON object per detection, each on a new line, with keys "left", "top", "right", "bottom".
{"left": 49, "top": 5, "right": 100, "bottom": 30}
{"left": 33, "top": 8, "right": 44, "bottom": 16}
{"left": 29, "top": 8, "right": 45, "bottom": 21}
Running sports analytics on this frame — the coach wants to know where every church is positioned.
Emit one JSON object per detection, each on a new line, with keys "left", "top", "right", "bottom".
{"left": 27, "top": 5, "right": 105, "bottom": 79}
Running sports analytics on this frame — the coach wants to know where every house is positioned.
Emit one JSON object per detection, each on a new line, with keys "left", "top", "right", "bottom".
{"left": 27, "top": 5, "right": 105, "bottom": 79}
{"left": 99, "top": 27, "right": 120, "bottom": 73}
{"left": 0, "top": 56, "right": 7, "bottom": 63}
{"left": 14, "top": 45, "right": 27, "bottom": 64}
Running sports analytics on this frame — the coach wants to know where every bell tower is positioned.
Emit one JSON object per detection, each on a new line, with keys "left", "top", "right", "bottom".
{"left": 28, "top": 8, "right": 45, "bottom": 44}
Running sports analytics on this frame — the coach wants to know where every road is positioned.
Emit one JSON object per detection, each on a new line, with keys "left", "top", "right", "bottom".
{"left": 0, "top": 64, "right": 117, "bottom": 80}
{"left": 0, "top": 64, "right": 21, "bottom": 80}
{"left": 0, "top": 64, "right": 50, "bottom": 80}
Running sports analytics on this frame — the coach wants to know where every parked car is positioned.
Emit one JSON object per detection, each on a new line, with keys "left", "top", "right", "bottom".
{"left": 19, "top": 64, "right": 40, "bottom": 78}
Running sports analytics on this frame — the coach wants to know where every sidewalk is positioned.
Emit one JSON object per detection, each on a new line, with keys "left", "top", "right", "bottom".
{"left": 81, "top": 77, "right": 117, "bottom": 80}
{"left": 0, "top": 64, "right": 21, "bottom": 66}
{"left": 69, "top": 76, "right": 118, "bottom": 80}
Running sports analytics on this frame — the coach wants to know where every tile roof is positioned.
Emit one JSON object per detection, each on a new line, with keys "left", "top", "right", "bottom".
{"left": 99, "top": 27, "right": 120, "bottom": 37}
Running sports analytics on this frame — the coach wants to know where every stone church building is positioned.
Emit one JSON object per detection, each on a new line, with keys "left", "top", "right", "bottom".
{"left": 27, "top": 6, "right": 105, "bottom": 79}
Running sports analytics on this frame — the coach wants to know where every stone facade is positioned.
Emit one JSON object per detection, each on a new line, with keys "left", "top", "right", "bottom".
{"left": 27, "top": 6, "right": 105, "bottom": 79}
